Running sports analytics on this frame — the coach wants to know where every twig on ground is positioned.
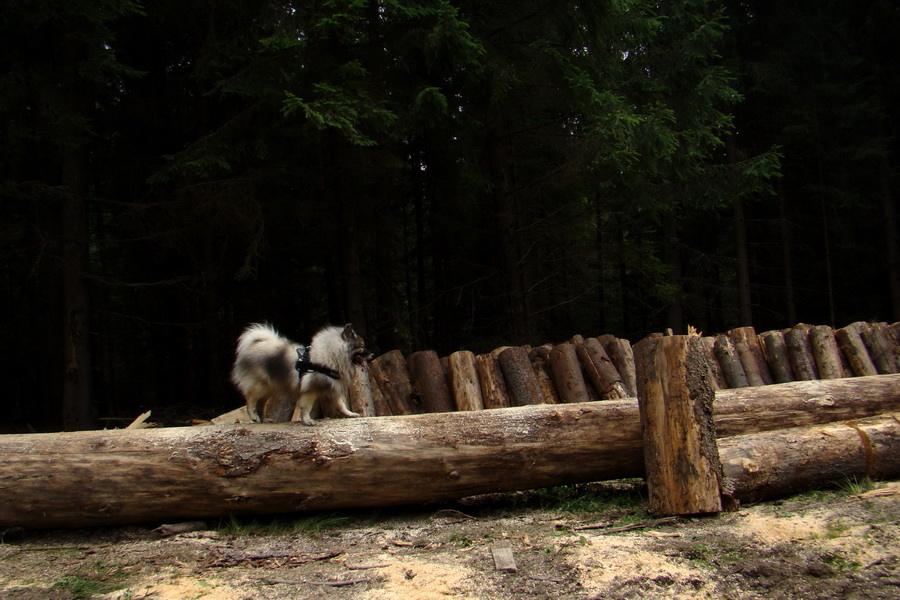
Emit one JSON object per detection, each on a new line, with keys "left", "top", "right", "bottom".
{"left": 574, "top": 516, "right": 681, "bottom": 533}
{"left": 261, "top": 577, "right": 370, "bottom": 587}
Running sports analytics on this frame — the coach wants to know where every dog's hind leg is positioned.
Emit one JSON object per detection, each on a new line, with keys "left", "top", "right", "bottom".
{"left": 244, "top": 387, "right": 268, "bottom": 423}
{"left": 335, "top": 395, "right": 359, "bottom": 418}
{"left": 291, "top": 391, "right": 319, "bottom": 426}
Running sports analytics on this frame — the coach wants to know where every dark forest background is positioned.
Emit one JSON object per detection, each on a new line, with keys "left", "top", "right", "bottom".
{"left": 1, "top": 0, "right": 898, "bottom": 432}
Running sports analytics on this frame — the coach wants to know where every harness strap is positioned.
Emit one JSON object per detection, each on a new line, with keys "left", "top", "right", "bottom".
{"left": 296, "top": 346, "right": 341, "bottom": 380}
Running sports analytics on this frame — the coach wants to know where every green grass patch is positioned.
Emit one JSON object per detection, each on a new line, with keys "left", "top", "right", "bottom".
{"left": 51, "top": 565, "right": 127, "bottom": 599}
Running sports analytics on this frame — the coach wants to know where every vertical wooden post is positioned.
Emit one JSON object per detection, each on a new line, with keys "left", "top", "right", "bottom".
{"left": 498, "top": 346, "right": 545, "bottom": 406}
{"left": 408, "top": 350, "right": 455, "bottom": 413}
{"left": 448, "top": 351, "right": 484, "bottom": 411}
{"left": 634, "top": 335, "right": 723, "bottom": 515}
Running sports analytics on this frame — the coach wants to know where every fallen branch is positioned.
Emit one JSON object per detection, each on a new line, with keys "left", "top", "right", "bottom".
{"left": 574, "top": 516, "right": 681, "bottom": 533}
{"left": 261, "top": 577, "right": 370, "bottom": 587}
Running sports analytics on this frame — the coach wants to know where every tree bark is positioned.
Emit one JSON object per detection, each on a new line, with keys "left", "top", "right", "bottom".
{"left": 0, "top": 402, "right": 645, "bottom": 529}
{"left": 711, "top": 374, "right": 900, "bottom": 437}
{"left": 720, "top": 413, "right": 900, "bottom": 504}
{"left": 475, "top": 353, "right": 511, "bottom": 409}
{"left": 785, "top": 326, "right": 819, "bottom": 380}
{"left": 861, "top": 322, "right": 900, "bottom": 374}
{"left": 728, "top": 327, "right": 773, "bottom": 385}
{"left": 447, "top": 351, "right": 484, "bottom": 411}
{"left": 577, "top": 339, "right": 629, "bottom": 399}
{"left": 808, "top": 325, "right": 850, "bottom": 379}
{"left": 698, "top": 337, "right": 728, "bottom": 390}
{"left": 549, "top": 343, "right": 592, "bottom": 403}
{"left": 635, "top": 335, "right": 722, "bottom": 515}
{"left": 407, "top": 350, "right": 455, "bottom": 413}
{"left": 1, "top": 375, "right": 898, "bottom": 529}
{"left": 714, "top": 336, "right": 749, "bottom": 388}
{"left": 60, "top": 163, "right": 95, "bottom": 431}
{"left": 529, "top": 346, "right": 560, "bottom": 404}
{"left": 836, "top": 322, "right": 879, "bottom": 376}
{"left": 759, "top": 330, "right": 794, "bottom": 384}
{"left": 602, "top": 337, "right": 638, "bottom": 397}
{"left": 498, "top": 347, "right": 544, "bottom": 406}
{"left": 349, "top": 365, "right": 377, "bottom": 417}
{"left": 368, "top": 350, "right": 417, "bottom": 415}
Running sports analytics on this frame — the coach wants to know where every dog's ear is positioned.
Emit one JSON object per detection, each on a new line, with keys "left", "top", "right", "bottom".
{"left": 342, "top": 323, "right": 355, "bottom": 341}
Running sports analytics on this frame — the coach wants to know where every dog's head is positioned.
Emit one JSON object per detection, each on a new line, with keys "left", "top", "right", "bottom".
{"left": 342, "top": 324, "right": 374, "bottom": 370}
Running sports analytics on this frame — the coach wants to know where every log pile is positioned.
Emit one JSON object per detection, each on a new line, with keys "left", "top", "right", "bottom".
{"left": 345, "top": 321, "right": 899, "bottom": 419}
{"left": 1, "top": 374, "right": 898, "bottom": 529}
{"left": 0, "top": 320, "right": 897, "bottom": 529}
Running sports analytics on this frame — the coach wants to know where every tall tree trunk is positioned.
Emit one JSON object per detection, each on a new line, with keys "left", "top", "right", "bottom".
{"left": 664, "top": 212, "right": 684, "bottom": 333}
{"left": 733, "top": 196, "right": 752, "bottom": 326}
{"left": 777, "top": 189, "right": 797, "bottom": 325}
{"left": 60, "top": 150, "right": 95, "bottom": 431}
{"left": 487, "top": 118, "right": 529, "bottom": 340}
{"left": 879, "top": 152, "right": 900, "bottom": 321}
{"left": 337, "top": 144, "right": 367, "bottom": 334}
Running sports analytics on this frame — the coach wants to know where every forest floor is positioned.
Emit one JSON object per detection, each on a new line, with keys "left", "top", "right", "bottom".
{"left": 1, "top": 479, "right": 899, "bottom": 600}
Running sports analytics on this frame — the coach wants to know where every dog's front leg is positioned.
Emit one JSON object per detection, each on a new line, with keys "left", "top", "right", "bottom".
{"left": 291, "top": 392, "right": 317, "bottom": 426}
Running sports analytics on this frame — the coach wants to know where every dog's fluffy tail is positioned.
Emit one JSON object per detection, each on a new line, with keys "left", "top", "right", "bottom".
{"left": 234, "top": 322, "right": 280, "bottom": 358}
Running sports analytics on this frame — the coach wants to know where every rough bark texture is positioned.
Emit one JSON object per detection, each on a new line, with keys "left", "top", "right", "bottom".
{"left": 577, "top": 339, "right": 629, "bottom": 399}
{"left": 529, "top": 346, "right": 560, "bottom": 405}
{"left": 728, "top": 327, "right": 774, "bottom": 385}
{"left": 714, "top": 336, "right": 749, "bottom": 388}
{"left": 348, "top": 365, "right": 377, "bottom": 417}
{"left": 720, "top": 413, "right": 900, "bottom": 504}
{"left": 699, "top": 337, "right": 728, "bottom": 390}
{"left": 407, "top": 350, "right": 455, "bottom": 413}
{"left": 498, "top": 346, "right": 545, "bottom": 406}
{"left": 447, "top": 351, "right": 484, "bottom": 411}
{"left": 549, "top": 343, "right": 592, "bottom": 403}
{"left": 711, "top": 375, "right": 900, "bottom": 437}
{"left": 809, "top": 325, "right": 850, "bottom": 379}
{"left": 603, "top": 338, "right": 638, "bottom": 397}
{"left": 735, "top": 342, "right": 767, "bottom": 387}
{"left": 0, "top": 402, "right": 645, "bottom": 529}
{"left": 369, "top": 350, "right": 417, "bottom": 415}
{"left": 785, "top": 326, "right": 819, "bottom": 381}
{"left": 862, "top": 322, "right": 900, "bottom": 374}
{"left": 759, "top": 330, "right": 794, "bottom": 384}
{"left": 635, "top": 335, "right": 723, "bottom": 515}
{"left": 836, "top": 323, "right": 879, "bottom": 376}
{"left": 475, "top": 353, "right": 511, "bottom": 409}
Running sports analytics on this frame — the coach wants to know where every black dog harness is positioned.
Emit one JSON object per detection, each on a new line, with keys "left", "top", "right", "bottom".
{"left": 295, "top": 346, "right": 341, "bottom": 380}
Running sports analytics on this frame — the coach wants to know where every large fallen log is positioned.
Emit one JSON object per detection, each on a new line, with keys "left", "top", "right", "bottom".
{"left": 721, "top": 413, "right": 900, "bottom": 503}
{"left": 2, "top": 374, "right": 899, "bottom": 529}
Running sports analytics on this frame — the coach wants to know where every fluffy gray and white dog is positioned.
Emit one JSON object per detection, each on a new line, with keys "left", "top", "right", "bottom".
{"left": 231, "top": 323, "right": 373, "bottom": 425}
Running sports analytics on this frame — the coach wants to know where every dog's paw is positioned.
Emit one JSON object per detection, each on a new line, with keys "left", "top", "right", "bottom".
{"left": 346, "top": 411, "right": 360, "bottom": 418}
{"left": 300, "top": 417, "right": 317, "bottom": 426}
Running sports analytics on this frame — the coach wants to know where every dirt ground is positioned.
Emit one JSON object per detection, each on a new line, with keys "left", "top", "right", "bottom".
{"left": 1, "top": 479, "right": 899, "bottom": 600}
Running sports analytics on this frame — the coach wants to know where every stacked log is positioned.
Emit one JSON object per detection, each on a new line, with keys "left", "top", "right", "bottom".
{"left": 207, "top": 321, "right": 899, "bottom": 426}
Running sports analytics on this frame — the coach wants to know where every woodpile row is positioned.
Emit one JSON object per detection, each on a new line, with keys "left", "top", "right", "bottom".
{"left": 347, "top": 321, "right": 900, "bottom": 419}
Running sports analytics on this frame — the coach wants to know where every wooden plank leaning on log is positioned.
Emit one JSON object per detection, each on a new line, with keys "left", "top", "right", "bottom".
{"left": 1, "top": 374, "right": 899, "bottom": 529}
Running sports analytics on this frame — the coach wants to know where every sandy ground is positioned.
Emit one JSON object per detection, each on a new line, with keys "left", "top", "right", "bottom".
{"left": 1, "top": 480, "right": 898, "bottom": 600}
